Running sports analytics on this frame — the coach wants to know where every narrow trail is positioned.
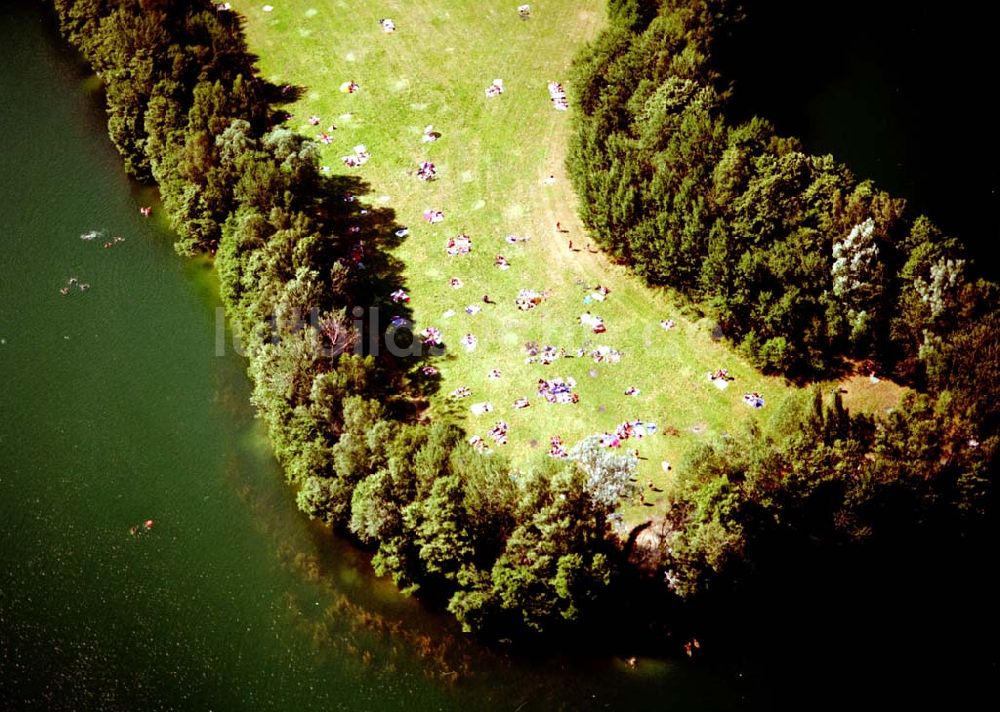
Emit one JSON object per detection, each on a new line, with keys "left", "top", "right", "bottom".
{"left": 535, "top": 123, "right": 626, "bottom": 302}
{"left": 240, "top": 0, "right": 805, "bottom": 517}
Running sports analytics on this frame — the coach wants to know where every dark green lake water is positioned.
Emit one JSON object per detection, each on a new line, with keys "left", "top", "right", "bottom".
{"left": 0, "top": 3, "right": 736, "bottom": 709}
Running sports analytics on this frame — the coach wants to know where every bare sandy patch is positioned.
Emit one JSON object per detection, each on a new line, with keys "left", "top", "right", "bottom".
{"left": 837, "top": 373, "right": 907, "bottom": 415}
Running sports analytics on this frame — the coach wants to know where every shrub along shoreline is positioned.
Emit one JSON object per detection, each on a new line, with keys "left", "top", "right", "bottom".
{"left": 49, "top": 0, "right": 995, "bottom": 673}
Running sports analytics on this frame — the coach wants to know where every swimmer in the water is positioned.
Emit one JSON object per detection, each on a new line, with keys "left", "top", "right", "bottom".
{"left": 59, "top": 287, "right": 70, "bottom": 295}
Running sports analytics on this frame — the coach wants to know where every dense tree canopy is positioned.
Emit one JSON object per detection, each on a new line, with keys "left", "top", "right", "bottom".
{"left": 568, "top": 0, "right": 996, "bottom": 382}
{"left": 51, "top": 0, "right": 995, "bottom": 655}
{"left": 567, "top": 0, "right": 998, "bottom": 662}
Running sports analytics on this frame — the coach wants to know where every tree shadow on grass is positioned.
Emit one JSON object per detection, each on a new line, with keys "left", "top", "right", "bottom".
{"left": 263, "top": 83, "right": 307, "bottom": 127}
{"left": 309, "top": 172, "right": 445, "bottom": 420}
{"left": 262, "top": 80, "right": 306, "bottom": 105}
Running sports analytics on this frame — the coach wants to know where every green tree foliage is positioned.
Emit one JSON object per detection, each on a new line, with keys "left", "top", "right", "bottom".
{"left": 366, "top": 430, "right": 487, "bottom": 598}
{"left": 53, "top": 0, "right": 995, "bottom": 643}
{"left": 350, "top": 470, "right": 399, "bottom": 545}
{"left": 608, "top": 0, "right": 661, "bottom": 33}
{"left": 331, "top": 397, "right": 391, "bottom": 480}
{"left": 569, "top": 0, "right": 995, "bottom": 380}
{"left": 53, "top": 0, "right": 266, "bottom": 253}
{"left": 453, "top": 446, "right": 519, "bottom": 562}
{"left": 407, "top": 473, "right": 476, "bottom": 583}
{"left": 570, "top": 0, "right": 1000, "bottom": 634}
{"left": 489, "top": 464, "right": 618, "bottom": 632}
{"left": 663, "top": 390, "right": 993, "bottom": 600}
{"left": 297, "top": 474, "right": 351, "bottom": 525}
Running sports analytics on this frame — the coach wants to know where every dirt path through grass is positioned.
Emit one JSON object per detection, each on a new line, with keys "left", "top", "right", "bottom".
{"left": 239, "top": 1, "right": 804, "bottom": 519}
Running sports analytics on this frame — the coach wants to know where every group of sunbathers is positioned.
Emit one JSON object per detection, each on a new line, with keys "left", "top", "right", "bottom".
{"left": 579, "top": 311, "right": 606, "bottom": 334}
{"left": 446, "top": 234, "right": 472, "bottom": 256}
{"left": 485, "top": 78, "right": 504, "bottom": 97}
{"left": 467, "top": 420, "right": 510, "bottom": 448}
{"left": 590, "top": 345, "right": 622, "bottom": 364}
{"left": 524, "top": 343, "right": 562, "bottom": 365}
{"left": 342, "top": 144, "right": 369, "bottom": 167}
{"left": 515, "top": 289, "right": 546, "bottom": 311}
{"left": 538, "top": 377, "right": 579, "bottom": 404}
{"left": 548, "top": 435, "right": 568, "bottom": 458}
{"left": 420, "top": 326, "right": 443, "bottom": 346}
{"left": 487, "top": 421, "right": 509, "bottom": 445}
{"left": 416, "top": 161, "right": 436, "bottom": 181}
{"left": 548, "top": 81, "right": 569, "bottom": 111}
{"left": 600, "top": 420, "right": 656, "bottom": 448}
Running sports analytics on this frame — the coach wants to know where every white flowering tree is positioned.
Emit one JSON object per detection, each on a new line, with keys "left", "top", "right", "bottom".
{"left": 914, "top": 257, "right": 966, "bottom": 320}
{"left": 832, "top": 217, "right": 883, "bottom": 346}
{"left": 569, "top": 435, "right": 639, "bottom": 512}
{"left": 913, "top": 257, "right": 968, "bottom": 380}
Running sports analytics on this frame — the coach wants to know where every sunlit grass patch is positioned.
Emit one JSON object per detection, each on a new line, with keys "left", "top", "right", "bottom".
{"left": 239, "top": 0, "right": 819, "bottom": 518}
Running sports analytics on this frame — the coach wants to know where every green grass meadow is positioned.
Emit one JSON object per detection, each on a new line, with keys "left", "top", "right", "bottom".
{"left": 238, "top": 0, "right": 827, "bottom": 517}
